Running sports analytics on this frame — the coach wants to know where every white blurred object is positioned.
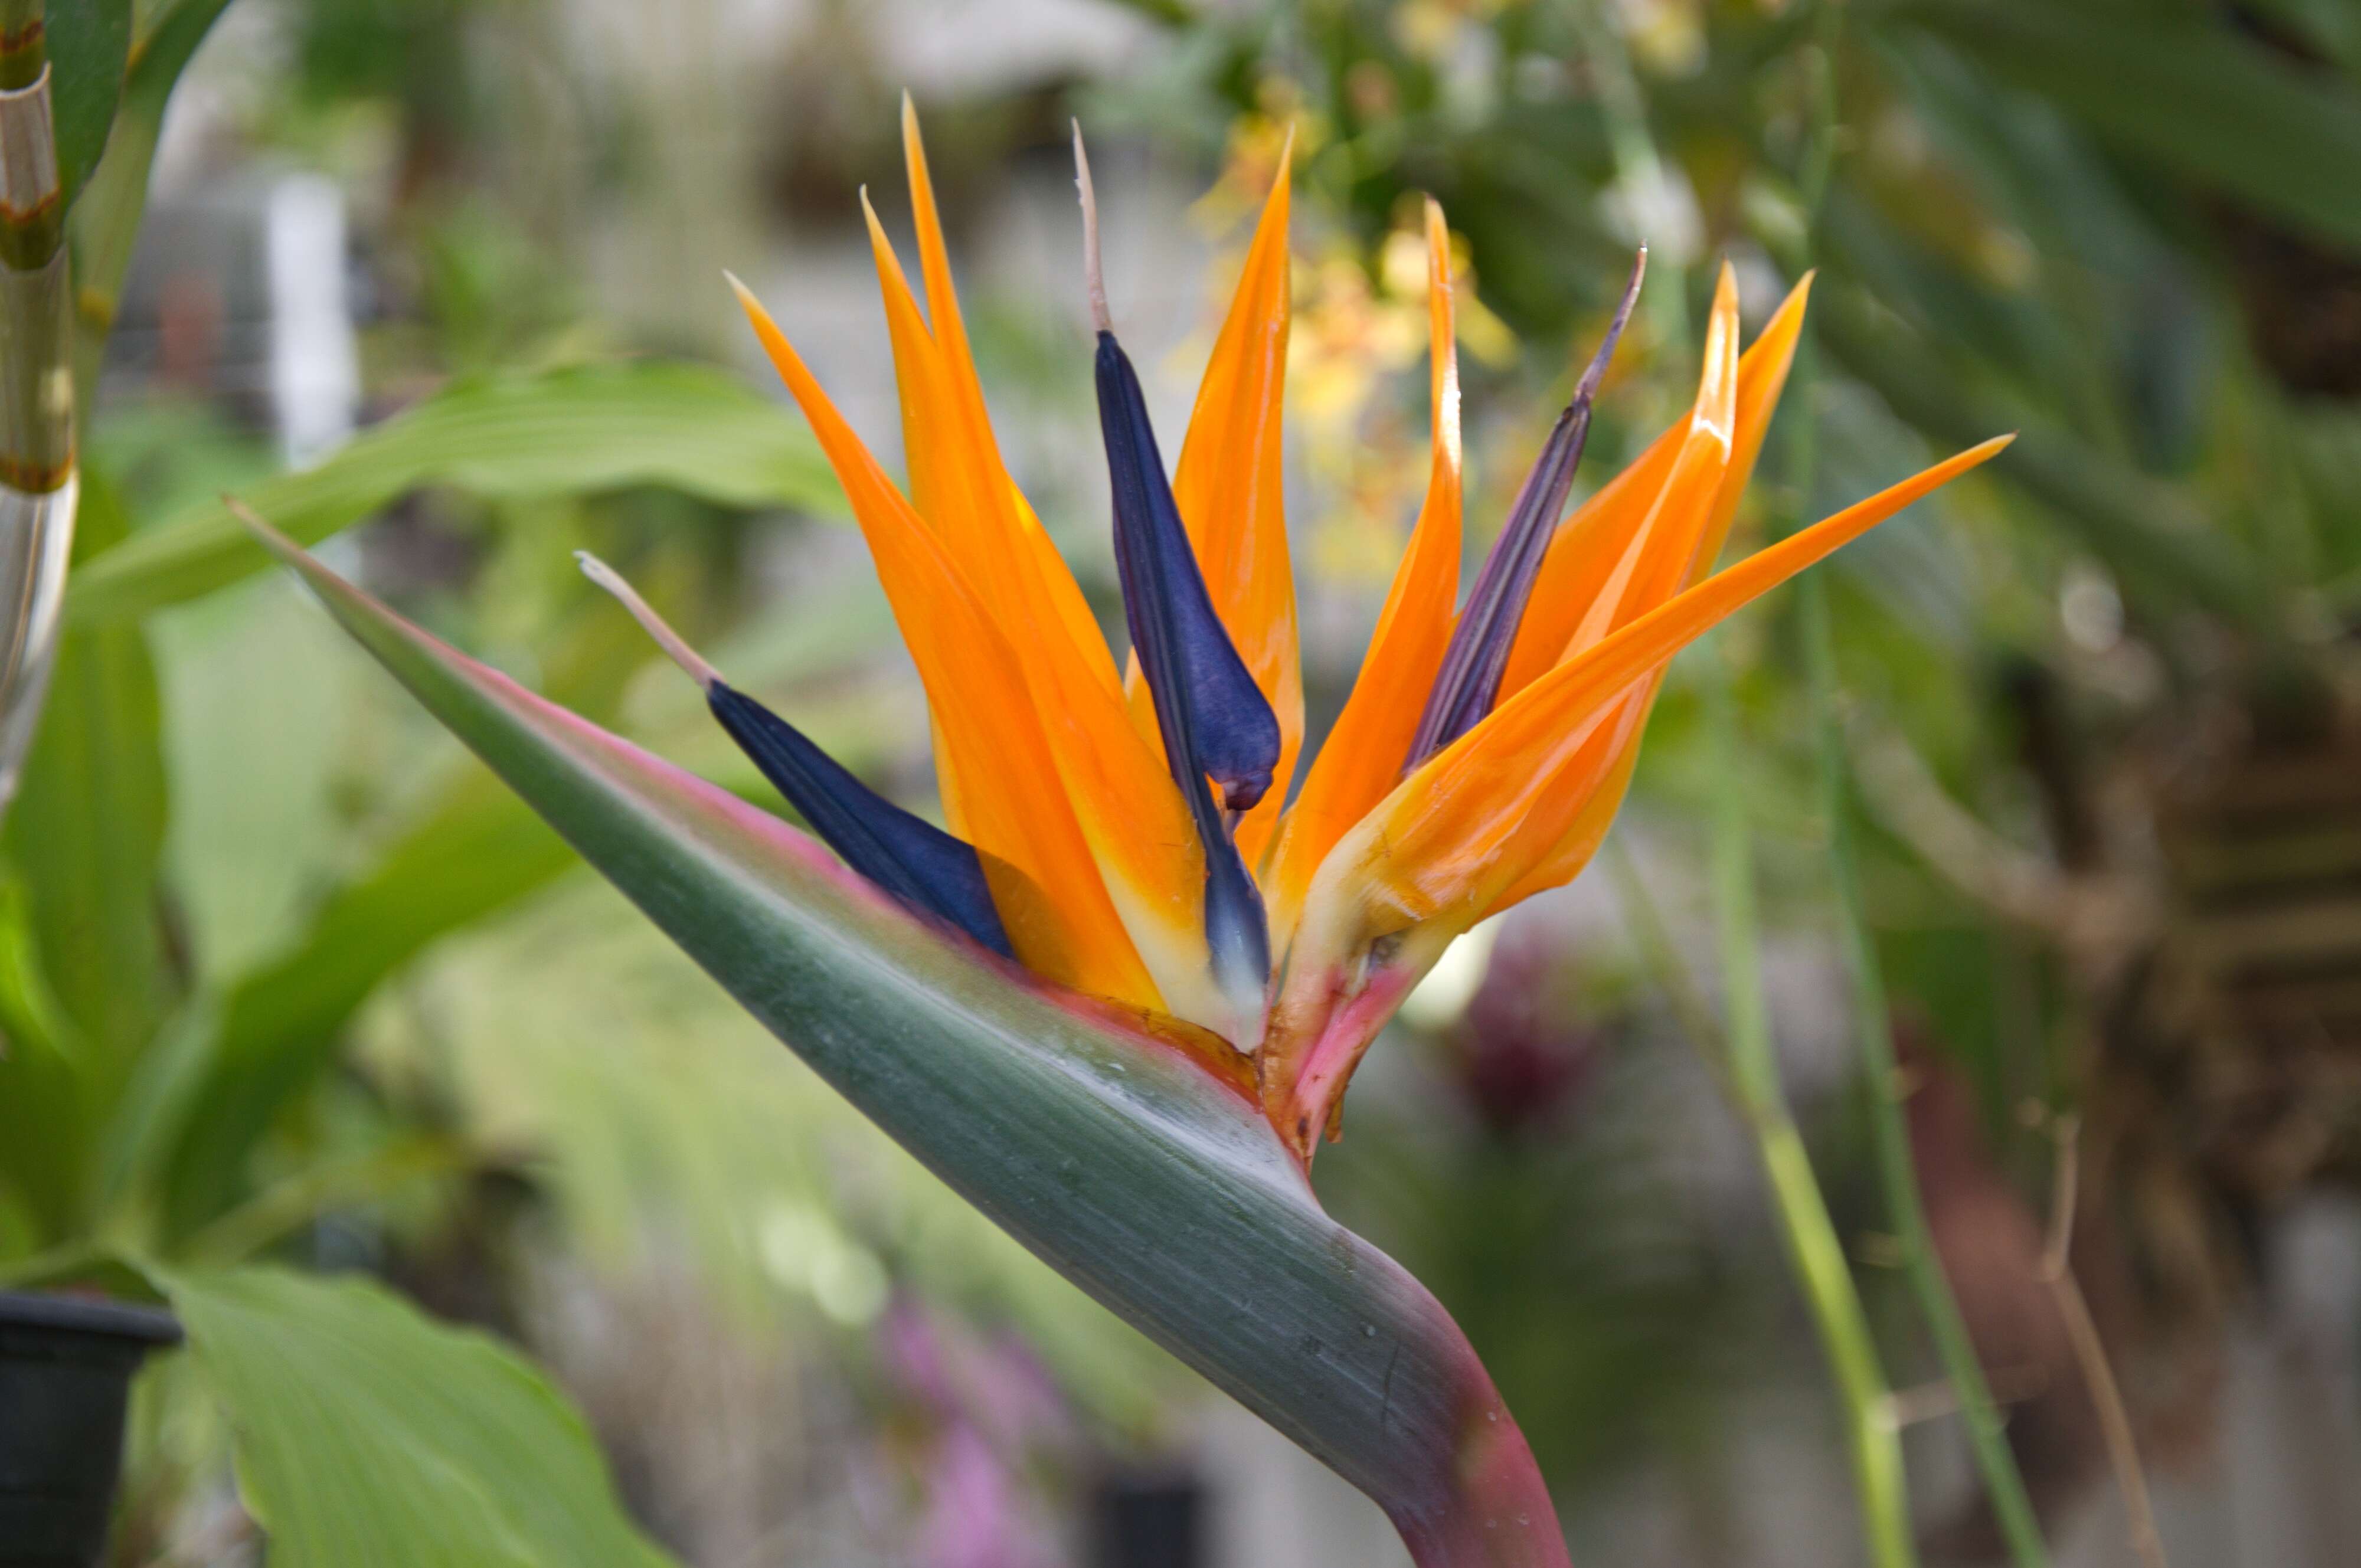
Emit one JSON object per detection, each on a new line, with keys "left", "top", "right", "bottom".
{"left": 1199, "top": 1394, "right": 1412, "bottom": 1568}
{"left": 106, "top": 172, "right": 360, "bottom": 463}
{"left": 1398, "top": 915, "right": 1504, "bottom": 1030}
{"left": 264, "top": 174, "right": 359, "bottom": 466}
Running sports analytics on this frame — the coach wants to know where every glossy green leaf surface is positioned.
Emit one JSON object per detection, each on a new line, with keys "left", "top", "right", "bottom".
{"left": 257, "top": 524, "right": 1567, "bottom": 1568}
{"left": 70, "top": 362, "right": 846, "bottom": 624}
{"left": 159, "top": 1264, "right": 673, "bottom": 1568}
{"left": 45, "top": 0, "right": 132, "bottom": 209}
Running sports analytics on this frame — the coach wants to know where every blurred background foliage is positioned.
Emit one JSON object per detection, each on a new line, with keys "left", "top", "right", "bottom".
{"left": 4, "top": 0, "right": 2361, "bottom": 1563}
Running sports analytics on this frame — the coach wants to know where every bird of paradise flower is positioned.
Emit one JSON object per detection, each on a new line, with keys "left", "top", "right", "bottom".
{"left": 236, "top": 102, "right": 2013, "bottom": 1566}
{"left": 573, "top": 107, "right": 2009, "bottom": 1170}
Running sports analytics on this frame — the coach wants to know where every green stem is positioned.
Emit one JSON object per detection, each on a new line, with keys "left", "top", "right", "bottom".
{"left": 1575, "top": 1, "right": 1691, "bottom": 356}
{"left": 1706, "top": 648, "right": 1917, "bottom": 1568}
{"left": 1797, "top": 572, "right": 2052, "bottom": 1566}
{"left": 1750, "top": 6, "right": 2056, "bottom": 1556}
{"left": 1773, "top": 8, "right": 2052, "bottom": 1560}
{"left": 179, "top": 1137, "right": 471, "bottom": 1266}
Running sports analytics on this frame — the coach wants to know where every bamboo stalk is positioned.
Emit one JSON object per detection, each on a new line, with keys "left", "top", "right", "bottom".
{"left": 0, "top": 0, "right": 76, "bottom": 811}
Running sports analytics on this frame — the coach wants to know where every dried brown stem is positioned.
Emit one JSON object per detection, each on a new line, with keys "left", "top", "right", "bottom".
{"left": 2039, "top": 1114, "right": 2167, "bottom": 1568}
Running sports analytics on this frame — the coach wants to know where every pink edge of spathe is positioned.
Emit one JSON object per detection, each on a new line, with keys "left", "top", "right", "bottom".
{"left": 1293, "top": 963, "right": 1423, "bottom": 1147}
{"left": 240, "top": 510, "right": 1573, "bottom": 1568}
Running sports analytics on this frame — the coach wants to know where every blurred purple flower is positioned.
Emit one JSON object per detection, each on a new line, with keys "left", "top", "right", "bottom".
{"left": 1449, "top": 924, "right": 1607, "bottom": 1139}
{"left": 877, "top": 1297, "right": 1075, "bottom": 1568}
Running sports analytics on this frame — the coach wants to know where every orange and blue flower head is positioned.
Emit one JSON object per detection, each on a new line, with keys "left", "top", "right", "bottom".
{"left": 585, "top": 106, "right": 2009, "bottom": 1166}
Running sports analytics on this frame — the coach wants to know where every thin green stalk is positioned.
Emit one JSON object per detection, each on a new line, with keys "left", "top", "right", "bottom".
{"left": 1575, "top": 1, "right": 1690, "bottom": 356}
{"left": 1705, "top": 647, "right": 1916, "bottom": 1568}
{"left": 1774, "top": 6, "right": 2053, "bottom": 1562}
{"left": 180, "top": 1136, "right": 472, "bottom": 1266}
{"left": 1797, "top": 569, "right": 2052, "bottom": 1565}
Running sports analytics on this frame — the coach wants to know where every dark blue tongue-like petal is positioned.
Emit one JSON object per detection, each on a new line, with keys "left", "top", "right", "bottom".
{"left": 1095, "top": 328, "right": 1273, "bottom": 994}
{"left": 708, "top": 681, "right": 1015, "bottom": 959}
{"left": 1405, "top": 250, "right": 1645, "bottom": 770}
{"left": 1094, "top": 332, "right": 1281, "bottom": 811}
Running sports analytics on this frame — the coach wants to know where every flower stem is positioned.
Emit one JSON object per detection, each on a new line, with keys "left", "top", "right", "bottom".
{"left": 1705, "top": 647, "right": 1917, "bottom": 1568}
{"left": 1798, "top": 566, "right": 2053, "bottom": 1568}
{"left": 1771, "top": 6, "right": 2054, "bottom": 1561}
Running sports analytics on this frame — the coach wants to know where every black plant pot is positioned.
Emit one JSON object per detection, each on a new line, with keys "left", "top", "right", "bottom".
{"left": 0, "top": 1291, "right": 181, "bottom": 1568}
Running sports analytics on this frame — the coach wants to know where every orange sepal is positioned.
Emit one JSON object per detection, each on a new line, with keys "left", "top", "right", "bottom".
{"left": 730, "top": 276, "right": 1162, "bottom": 1011}
{"left": 1265, "top": 197, "right": 1461, "bottom": 948}
{"left": 1492, "top": 277, "right": 1804, "bottom": 906}
{"left": 1345, "top": 434, "right": 2012, "bottom": 935}
{"left": 1500, "top": 271, "right": 1812, "bottom": 698}
{"left": 1128, "top": 135, "right": 1303, "bottom": 868}
{"left": 862, "top": 185, "right": 1244, "bottom": 1033}
{"left": 1261, "top": 434, "right": 2012, "bottom": 1159}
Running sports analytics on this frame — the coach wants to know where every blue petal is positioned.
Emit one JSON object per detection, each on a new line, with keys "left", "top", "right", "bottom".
{"left": 1094, "top": 329, "right": 1273, "bottom": 996}
{"left": 708, "top": 681, "right": 1015, "bottom": 959}
{"left": 1094, "top": 332, "right": 1282, "bottom": 813}
{"left": 1406, "top": 251, "right": 1644, "bottom": 768}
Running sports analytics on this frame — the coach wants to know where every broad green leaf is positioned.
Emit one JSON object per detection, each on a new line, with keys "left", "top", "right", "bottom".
{"left": 140, "top": 590, "right": 704, "bottom": 1235}
{"left": 68, "top": 362, "right": 845, "bottom": 624}
{"left": 45, "top": 0, "right": 131, "bottom": 208}
{"left": 152, "top": 774, "right": 577, "bottom": 1235}
{"left": 159, "top": 1265, "right": 673, "bottom": 1568}
{"left": 66, "top": 0, "right": 237, "bottom": 394}
{"left": 0, "top": 870, "right": 90, "bottom": 1237}
{"left": 257, "top": 525, "right": 1568, "bottom": 1568}
{"left": 1901, "top": 0, "right": 2361, "bottom": 252}
{"left": 133, "top": 574, "right": 901, "bottom": 1238}
{"left": 3, "top": 470, "right": 171, "bottom": 1099}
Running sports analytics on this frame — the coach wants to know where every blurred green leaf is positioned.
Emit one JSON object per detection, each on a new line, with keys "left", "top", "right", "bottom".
{"left": 1902, "top": 0, "right": 2361, "bottom": 251}
{"left": 0, "top": 871, "right": 91, "bottom": 1237}
{"left": 139, "top": 591, "right": 663, "bottom": 1233}
{"left": 1815, "top": 284, "right": 2272, "bottom": 623}
{"left": 159, "top": 1264, "right": 674, "bottom": 1568}
{"left": 155, "top": 775, "right": 577, "bottom": 1234}
{"left": 257, "top": 525, "right": 1566, "bottom": 1566}
{"left": 69, "top": 361, "right": 846, "bottom": 624}
{"left": 4, "top": 470, "right": 170, "bottom": 1089}
{"left": 67, "top": 0, "right": 236, "bottom": 389}
{"left": 0, "top": 473, "right": 171, "bottom": 1237}
{"left": 45, "top": 0, "right": 131, "bottom": 209}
